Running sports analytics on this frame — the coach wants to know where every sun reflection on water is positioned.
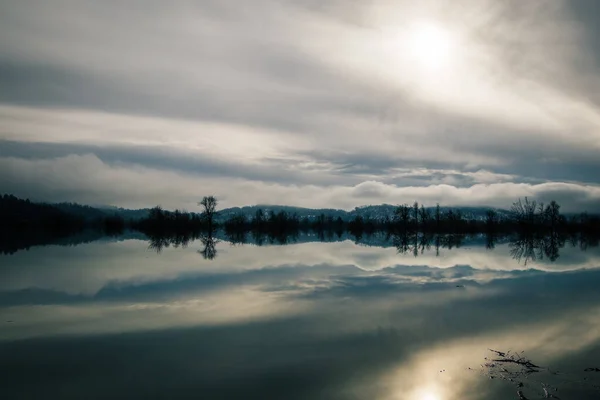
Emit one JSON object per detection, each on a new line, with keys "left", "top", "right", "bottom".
{"left": 412, "top": 385, "right": 443, "bottom": 400}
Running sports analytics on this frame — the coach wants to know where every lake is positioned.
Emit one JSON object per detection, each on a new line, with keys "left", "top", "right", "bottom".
{"left": 1, "top": 233, "right": 600, "bottom": 399}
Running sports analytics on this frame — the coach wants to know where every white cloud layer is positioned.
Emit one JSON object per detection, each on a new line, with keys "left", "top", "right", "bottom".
{"left": 2, "top": 153, "right": 600, "bottom": 212}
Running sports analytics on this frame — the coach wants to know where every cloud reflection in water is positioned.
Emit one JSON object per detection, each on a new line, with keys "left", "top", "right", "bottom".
{"left": 0, "top": 238, "right": 599, "bottom": 399}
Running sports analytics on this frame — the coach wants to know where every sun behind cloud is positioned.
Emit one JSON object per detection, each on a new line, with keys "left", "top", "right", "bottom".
{"left": 408, "top": 21, "right": 456, "bottom": 71}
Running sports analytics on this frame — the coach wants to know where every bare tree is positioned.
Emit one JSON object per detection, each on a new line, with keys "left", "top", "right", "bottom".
{"left": 199, "top": 195, "right": 218, "bottom": 231}
{"left": 511, "top": 197, "right": 538, "bottom": 226}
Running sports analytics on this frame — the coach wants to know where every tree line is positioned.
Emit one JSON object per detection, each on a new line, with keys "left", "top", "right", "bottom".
{"left": 2, "top": 194, "right": 598, "bottom": 258}
{"left": 0, "top": 194, "right": 126, "bottom": 234}
{"left": 144, "top": 227, "right": 598, "bottom": 263}
{"left": 134, "top": 196, "right": 599, "bottom": 237}
{"left": 2, "top": 193, "right": 598, "bottom": 241}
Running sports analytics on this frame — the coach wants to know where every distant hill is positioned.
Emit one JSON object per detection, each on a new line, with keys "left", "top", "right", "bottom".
{"left": 0, "top": 194, "right": 78, "bottom": 228}
{"left": 53, "top": 203, "right": 151, "bottom": 221}
{"left": 216, "top": 205, "right": 347, "bottom": 222}
{"left": 96, "top": 205, "right": 151, "bottom": 221}
{"left": 0, "top": 194, "right": 530, "bottom": 225}
{"left": 53, "top": 202, "right": 110, "bottom": 221}
{"left": 0, "top": 194, "right": 153, "bottom": 227}
{"left": 348, "top": 204, "right": 512, "bottom": 221}
{"left": 217, "top": 204, "right": 512, "bottom": 222}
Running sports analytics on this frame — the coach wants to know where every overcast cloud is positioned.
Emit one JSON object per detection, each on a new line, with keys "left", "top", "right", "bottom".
{"left": 1, "top": 0, "right": 600, "bottom": 211}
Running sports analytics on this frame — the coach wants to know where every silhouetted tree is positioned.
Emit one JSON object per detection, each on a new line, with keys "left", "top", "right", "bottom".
{"left": 412, "top": 202, "right": 419, "bottom": 227}
{"left": 394, "top": 204, "right": 411, "bottom": 229}
{"left": 544, "top": 200, "right": 561, "bottom": 230}
{"left": 199, "top": 196, "right": 218, "bottom": 231}
{"left": 511, "top": 197, "right": 538, "bottom": 227}
{"left": 419, "top": 204, "right": 431, "bottom": 227}
{"left": 254, "top": 208, "right": 265, "bottom": 230}
{"left": 148, "top": 205, "right": 165, "bottom": 221}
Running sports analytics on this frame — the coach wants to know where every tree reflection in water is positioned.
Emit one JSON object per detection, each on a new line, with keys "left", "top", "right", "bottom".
{"left": 148, "top": 231, "right": 197, "bottom": 254}
{"left": 509, "top": 232, "right": 576, "bottom": 265}
{"left": 389, "top": 231, "right": 598, "bottom": 265}
{"left": 198, "top": 234, "right": 218, "bottom": 260}
{"left": 145, "top": 229, "right": 598, "bottom": 267}
{"left": 146, "top": 230, "right": 218, "bottom": 260}
{"left": 392, "top": 232, "right": 466, "bottom": 257}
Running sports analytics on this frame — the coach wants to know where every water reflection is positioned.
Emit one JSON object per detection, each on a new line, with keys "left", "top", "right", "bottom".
{"left": 142, "top": 230, "right": 599, "bottom": 267}
{"left": 147, "top": 231, "right": 199, "bottom": 253}
{"left": 147, "top": 231, "right": 220, "bottom": 260}
{"left": 392, "top": 232, "right": 467, "bottom": 257}
{"left": 199, "top": 234, "right": 218, "bottom": 260}
{"left": 510, "top": 233, "right": 563, "bottom": 264}
{"left": 1, "top": 235, "right": 600, "bottom": 399}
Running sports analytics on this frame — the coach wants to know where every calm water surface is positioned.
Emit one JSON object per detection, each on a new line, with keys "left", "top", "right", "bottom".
{"left": 1, "top": 235, "right": 600, "bottom": 399}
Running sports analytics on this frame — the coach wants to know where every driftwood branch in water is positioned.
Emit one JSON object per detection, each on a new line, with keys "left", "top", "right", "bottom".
{"left": 478, "top": 349, "right": 600, "bottom": 399}
{"left": 488, "top": 349, "right": 542, "bottom": 373}
{"left": 516, "top": 390, "right": 528, "bottom": 400}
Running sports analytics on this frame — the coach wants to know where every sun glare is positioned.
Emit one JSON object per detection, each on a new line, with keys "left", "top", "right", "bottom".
{"left": 421, "top": 392, "right": 441, "bottom": 400}
{"left": 409, "top": 22, "right": 455, "bottom": 70}
{"left": 411, "top": 385, "right": 443, "bottom": 400}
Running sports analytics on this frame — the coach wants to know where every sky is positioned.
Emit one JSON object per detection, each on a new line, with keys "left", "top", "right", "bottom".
{"left": 1, "top": 0, "right": 600, "bottom": 212}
